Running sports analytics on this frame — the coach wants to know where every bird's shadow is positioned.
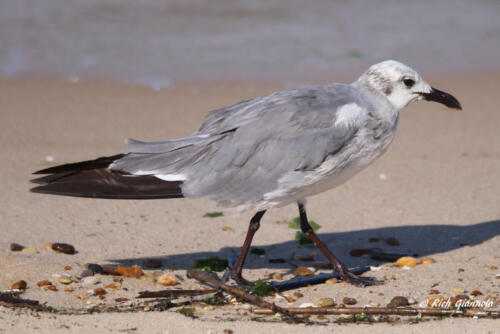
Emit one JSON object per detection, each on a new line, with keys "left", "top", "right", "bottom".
{"left": 110, "top": 220, "right": 499, "bottom": 271}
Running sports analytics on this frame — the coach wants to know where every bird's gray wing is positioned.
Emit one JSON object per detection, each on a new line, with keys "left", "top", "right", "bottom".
{"left": 111, "top": 83, "right": 368, "bottom": 208}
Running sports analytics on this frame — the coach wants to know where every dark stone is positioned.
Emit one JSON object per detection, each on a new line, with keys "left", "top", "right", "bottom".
{"left": 51, "top": 243, "right": 76, "bottom": 254}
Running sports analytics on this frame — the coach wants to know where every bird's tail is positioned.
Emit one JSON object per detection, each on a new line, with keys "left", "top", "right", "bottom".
{"left": 30, "top": 154, "right": 184, "bottom": 200}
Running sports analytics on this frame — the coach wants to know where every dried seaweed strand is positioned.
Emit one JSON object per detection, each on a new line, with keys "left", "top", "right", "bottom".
{"left": 251, "top": 306, "right": 500, "bottom": 318}
{"left": 137, "top": 289, "right": 217, "bottom": 298}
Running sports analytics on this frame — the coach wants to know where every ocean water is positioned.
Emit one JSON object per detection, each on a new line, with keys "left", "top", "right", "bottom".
{"left": 1, "top": 0, "right": 500, "bottom": 87}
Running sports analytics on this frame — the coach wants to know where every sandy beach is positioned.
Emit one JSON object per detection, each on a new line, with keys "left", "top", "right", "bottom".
{"left": 0, "top": 72, "right": 498, "bottom": 332}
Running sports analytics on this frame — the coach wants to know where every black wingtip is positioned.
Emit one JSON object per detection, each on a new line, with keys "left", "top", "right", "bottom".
{"left": 29, "top": 169, "right": 184, "bottom": 200}
{"left": 33, "top": 154, "right": 126, "bottom": 175}
{"left": 30, "top": 172, "right": 75, "bottom": 184}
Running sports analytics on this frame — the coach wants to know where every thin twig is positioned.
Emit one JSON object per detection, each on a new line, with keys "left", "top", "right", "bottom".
{"left": 251, "top": 306, "right": 500, "bottom": 318}
{"left": 187, "top": 269, "right": 306, "bottom": 323}
{"left": 137, "top": 289, "right": 217, "bottom": 298}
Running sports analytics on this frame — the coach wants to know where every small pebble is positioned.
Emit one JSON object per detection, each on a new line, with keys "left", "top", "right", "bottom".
{"left": 396, "top": 257, "right": 418, "bottom": 267}
{"left": 94, "top": 288, "right": 106, "bottom": 296}
{"left": 378, "top": 173, "right": 388, "bottom": 180}
{"left": 387, "top": 296, "right": 409, "bottom": 308}
{"left": 116, "top": 265, "right": 143, "bottom": 278}
{"left": 64, "top": 265, "right": 72, "bottom": 271}
{"left": 318, "top": 298, "right": 335, "bottom": 307}
{"left": 420, "top": 258, "right": 436, "bottom": 264}
{"left": 342, "top": 297, "right": 357, "bottom": 305}
{"left": 59, "top": 277, "right": 72, "bottom": 285}
{"left": 21, "top": 247, "right": 38, "bottom": 254}
{"left": 430, "top": 289, "right": 440, "bottom": 294}
{"left": 64, "top": 287, "right": 74, "bottom": 292}
{"left": 325, "top": 278, "right": 338, "bottom": 284}
{"left": 384, "top": 237, "right": 400, "bottom": 246}
{"left": 11, "top": 280, "right": 27, "bottom": 290}
{"left": 293, "top": 266, "right": 314, "bottom": 276}
{"left": 51, "top": 243, "right": 76, "bottom": 255}
{"left": 272, "top": 273, "right": 283, "bottom": 281}
{"left": 451, "top": 287, "right": 465, "bottom": 294}
{"left": 349, "top": 248, "right": 371, "bottom": 257}
{"left": 294, "top": 252, "right": 317, "bottom": 262}
{"left": 104, "top": 283, "right": 118, "bottom": 289}
{"left": 47, "top": 285, "right": 57, "bottom": 291}
{"left": 10, "top": 243, "right": 24, "bottom": 251}
{"left": 145, "top": 259, "right": 163, "bottom": 269}
{"left": 157, "top": 274, "right": 178, "bottom": 286}
{"left": 407, "top": 296, "right": 417, "bottom": 305}
{"left": 37, "top": 280, "right": 52, "bottom": 287}
{"left": 299, "top": 303, "right": 316, "bottom": 308}
{"left": 426, "top": 295, "right": 444, "bottom": 307}
{"left": 450, "top": 295, "right": 468, "bottom": 306}
{"left": 293, "top": 292, "right": 304, "bottom": 298}
{"left": 367, "top": 301, "right": 380, "bottom": 307}
{"left": 338, "top": 314, "right": 353, "bottom": 320}
{"left": 81, "top": 276, "right": 99, "bottom": 285}
{"left": 470, "top": 290, "right": 483, "bottom": 296}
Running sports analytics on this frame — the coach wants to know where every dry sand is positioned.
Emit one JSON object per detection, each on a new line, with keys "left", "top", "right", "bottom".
{"left": 0, "top": 74, "right": 499, "bottom": 333}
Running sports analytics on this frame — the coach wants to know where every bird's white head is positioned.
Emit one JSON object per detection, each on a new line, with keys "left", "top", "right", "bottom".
{"left": 358, "top": 60, "right": 461, "bottom": 111}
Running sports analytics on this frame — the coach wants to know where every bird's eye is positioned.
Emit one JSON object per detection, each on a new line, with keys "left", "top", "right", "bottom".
{"left": 403, "top": 78, "right": 415, "bottom": 88}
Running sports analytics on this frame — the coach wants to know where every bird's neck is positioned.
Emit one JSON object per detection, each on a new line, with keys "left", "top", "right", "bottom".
{"left": 352, "top": 80, "right": 400, "bottom": 123}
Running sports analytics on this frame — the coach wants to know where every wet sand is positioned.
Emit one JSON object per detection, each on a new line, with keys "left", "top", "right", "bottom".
{"left": 0, "top": 74, "right": 499, "bottom": 332}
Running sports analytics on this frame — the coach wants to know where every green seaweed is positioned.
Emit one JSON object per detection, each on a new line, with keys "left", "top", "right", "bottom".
{"left": 246, "top": 280, "right": 275, "bottom": 296}
{"left": 193, "top": 256, "right": 228, "bottom": 272}
{"left": 204, "top": 295, "right": 226, "bottom": 306}
{"left": 178, "top": 307, "right": 195, "bottom": 315}
{"left": 287, "top": 217, "right": 321, "bottom": 247}
{"left": 203, "top": 212, "right": 224, "bottom": 218}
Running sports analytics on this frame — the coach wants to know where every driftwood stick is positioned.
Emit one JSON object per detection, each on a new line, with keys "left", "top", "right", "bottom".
{"left": 251, "top": 306, "right": 500, "bottom": 318}
{"left": 138, "top": 289, "right": 217, "bottom": 298}
{"left": 187, "top": 269, "right": 304, "bottom": 322}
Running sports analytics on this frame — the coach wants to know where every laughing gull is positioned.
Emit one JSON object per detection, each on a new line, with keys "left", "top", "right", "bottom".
{"left": 31, "top": 60, "right": 461, "bottom": 286}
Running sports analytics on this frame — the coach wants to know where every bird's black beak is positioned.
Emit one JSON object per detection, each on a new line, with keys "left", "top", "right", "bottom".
{"left": 419, "top": 87, "right": 462, "bottom": 110}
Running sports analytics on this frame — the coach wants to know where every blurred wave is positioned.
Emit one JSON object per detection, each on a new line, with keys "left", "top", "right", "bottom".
{"left": 1, "top": 0, "right": 500, "bottom": 87}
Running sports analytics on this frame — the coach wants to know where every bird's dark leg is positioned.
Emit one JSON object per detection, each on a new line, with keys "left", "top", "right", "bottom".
{"left": 230, "top": 210, "right": 266, "bottom": 285}
{"left": 298, "top": 202, "right": 381, "bottom": 287}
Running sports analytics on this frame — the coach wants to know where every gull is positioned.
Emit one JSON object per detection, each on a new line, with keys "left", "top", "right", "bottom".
{"left": 31, "top": 60, "right": 461, "bottom": 286}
